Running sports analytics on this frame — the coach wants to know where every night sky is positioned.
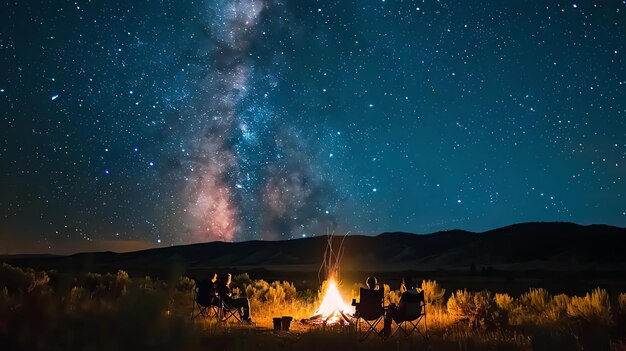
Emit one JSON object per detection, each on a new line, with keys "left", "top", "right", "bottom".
{"left": 1, "top": 0, "right": 625, "bottom": 254}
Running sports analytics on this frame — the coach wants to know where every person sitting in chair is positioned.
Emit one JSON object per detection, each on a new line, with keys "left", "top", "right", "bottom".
{"left": 353, "top": 276, "right": 385, "bottom": 339}
{"left": 353, "top": 276, "right": 380, "bottom": 310}
{"left": 196, "top": 273, "right": 218, "bottom": 307}
{"left": 382, "top": 277, "right": 423, "bottom": 337}
{"left": 215, "top": 273, "right": 253, "bottom": 323}
{"left": 366, "top": 276, "right": 379, "bottom": 290}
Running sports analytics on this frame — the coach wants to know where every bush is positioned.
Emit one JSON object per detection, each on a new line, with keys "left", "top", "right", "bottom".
{"left": 245, "top": 279, "right": 297, "bottom": 303}
{"left": 140, "top": 276, "right": 156, "bottom": 291}
{"left": 494, "top": 293, "right": 515, "bottom": 311}
{"left": 67, "top": 286, "right": 88, "bottom": 311}
{"left": 448, "top": 289, "right": 473, "bottom": 319}
{"left": 447, "top": 289, "right": 506, "bottom": 330}
{"left": 85, "top": 270, "right": 130, "bottom": 299}
{"left": 618, "top": 293, "right": 626, "bottom": 314}
{"left": 85, "top": 272, "right": 102, "bottom": 294}
{"left": 548, "top": 294, "right": 570, "bottom": 320}
{"left": 520, "top": 288, "right": 552, "bottom": 316}
{"left": 268, "top": 281, "right": 297, "bottom": 303}
{"left": 246, "top": 279, "right": 270, "bottom": 300}
{"left": 177, "top": 276, "right": 195, "bottom": 293}
{"left": 567, "top": 288, "right": 612, "bottom": 326}
{"left": 421, "top": 280, "right": 445, "bottom": 305}
{"left": 233, "top": 273, "right": 252, "bottom": 288}
{"left": 0, "top": 263, "right": 51, "bottom": 294}
{"left": 0, "top": 263, "right": 30, "bottom": 293}
{"left": 383, "top": 284, "right": 401, "bottom": 306}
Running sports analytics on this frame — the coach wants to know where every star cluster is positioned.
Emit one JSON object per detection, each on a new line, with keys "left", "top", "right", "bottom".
{"left": 0, "top": 0, "right": 625, "bottom": 253}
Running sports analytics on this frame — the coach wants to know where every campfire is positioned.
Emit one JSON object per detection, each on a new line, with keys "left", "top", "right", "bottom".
{"left": 309, "top": 275, "right": 354, "bottom": 325}
{"left": 306, "top": 234, "right": 354, "bottom": 326}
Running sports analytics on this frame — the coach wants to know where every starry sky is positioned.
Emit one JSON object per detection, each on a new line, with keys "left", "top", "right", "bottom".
{"left": 1, "top": 0, "right": 625, "bottom": 254}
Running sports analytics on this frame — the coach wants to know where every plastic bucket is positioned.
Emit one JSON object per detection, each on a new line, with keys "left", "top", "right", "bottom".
{"left": 273, "top": 318, "right": 282, "bottom": 331}
{"left": 281, "top": 316, "right": 293, "bottom": 331}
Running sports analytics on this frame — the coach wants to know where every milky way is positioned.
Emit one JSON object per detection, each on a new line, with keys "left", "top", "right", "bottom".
{"left": 0, "top": 0, "right": 625, "bottom": 253}
{"left": 182, "top": 0, "right": 337, "bottom": 242}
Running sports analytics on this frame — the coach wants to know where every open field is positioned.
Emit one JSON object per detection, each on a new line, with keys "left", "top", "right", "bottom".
{"left": 2, "top": 262, "right": 626, "bottom": 351}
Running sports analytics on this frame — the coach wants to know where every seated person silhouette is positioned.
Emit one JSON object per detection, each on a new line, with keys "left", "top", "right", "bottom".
{"left": 196, "top": 273, "right": 218, "bottom": 308}
{"left": 215, "top": 273, "right": 252, "bottom": 323}
{"left": 353, "top": 276, "right": 382, "bottom": 311}
{"left": 353, "top": 276, "right": 385, "bottom": 339}
{"left": 365, "top": 276, "right": 379, "bottom": 290}
{"left": 382, "top": 277, "right": 424, "bottom": 337}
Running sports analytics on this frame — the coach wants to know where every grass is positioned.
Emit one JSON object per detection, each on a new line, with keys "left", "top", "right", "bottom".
{"left": 1, "top": 262, "right": 626, "bottom": 350}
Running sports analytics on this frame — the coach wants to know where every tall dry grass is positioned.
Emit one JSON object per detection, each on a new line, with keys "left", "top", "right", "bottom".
{"left": 1, "top": 262, "right": 625, "bottom": 350}
{"left": 567, "top": 287, "right": 613, "bottom": 326}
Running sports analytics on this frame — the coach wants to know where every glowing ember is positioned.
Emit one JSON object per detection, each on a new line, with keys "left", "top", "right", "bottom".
{"left": 312, "top": 277, "right": 354, "bottom": 324}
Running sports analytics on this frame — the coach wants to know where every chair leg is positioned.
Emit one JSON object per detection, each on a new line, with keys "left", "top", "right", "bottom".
{"left": 391, "top": 321, "right": 411, "bottom": 337}
{"left": 191, "top": 304, "right": 207, "bottom": 320}
{"left": 391, "top": 321, "right": 402, "bottom": 337}
{"left": 390, "top": 316, "right": 427, "bottom": 339}
{"left": 360, "top": 317, "right": 384, "bottom": 340}
{"left": 220, "top": 305, "right": 243, "bottom": 324}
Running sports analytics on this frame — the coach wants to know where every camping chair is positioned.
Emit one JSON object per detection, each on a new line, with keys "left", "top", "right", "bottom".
{"left": 354, "top": 288, "right": 385, "bottom": 340}
{"left": 191, "top": 280, "right": 220, "bottom": 320}
{"left": 218, "top": 296, "right": 245, "bottom": 324}
{"left": 391, "top": 291, "right": 428, "bottom": 339}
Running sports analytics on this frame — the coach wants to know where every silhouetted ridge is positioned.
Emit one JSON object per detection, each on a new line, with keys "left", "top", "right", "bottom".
{"left": 2, "top": 222, "right": 625, "bottom": 273}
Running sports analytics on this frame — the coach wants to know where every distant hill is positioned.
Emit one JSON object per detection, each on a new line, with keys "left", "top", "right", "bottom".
{"left": 3, "top": 222, "right": 626, "bottom": 274}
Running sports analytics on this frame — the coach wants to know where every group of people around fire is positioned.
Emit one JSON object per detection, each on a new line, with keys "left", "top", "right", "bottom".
{"left": 196, "top": 272, "right": 423, "bottom": 337}
{"left": 357, "top": 276, "right": 423, "bottom": 337}
{"left": 196, "top": 272, "right": 253, "bottom": 324}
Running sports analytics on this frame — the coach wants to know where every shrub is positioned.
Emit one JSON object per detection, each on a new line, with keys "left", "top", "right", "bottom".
{"left": 265, "top": 281, "right": 297, "bottom": 303}
{"left": 140, "top": 276, "right": 155, "bottom": 291}
{"left": 567, "top": 288, "right": 612, "bottom": 326}
{"left": 246, "top": 279, "right": 270, "bottom": 300}
{"left": 383, "top": 284, "right": 401, "bottom": 306}
{"left": 67, "top": 286, "right": 88, "bottom": 311}
{"left": 85, "top": 272, "right": 102, "bottom": 294}
{"left": 520, "top": 288, "right": 552, "bottom": 316}
{"left": 421, "top": 280, "right": 445, "bottom": 305}
{"left": 548, "top": 294, "right": 570, "bottom": 320}
{"left": 494, "top": 293, "right": 515, "bottom": 311}
{"left": 86, "top": 270, "right": 130, "bottom": 299}
{"left": 448, "top": 289, "right": 473, "bottom": 319}
{"left": 177, "top": 276, "right": 195, "bottom": 293}
{"left": 618, "top": 293, "right": 626, "bottom": 313}
{"left": 245, "top": 279, "right": 297, "bottom": 303}
{"left": 0, "top": 263, "right": 51, "bottom": 294}
{"left": 0, "top": 287, "right": 8, "bottom": 308}
{"left": 32, "top": 270, "right": 50, "bottom": 290}
{"left": 447, "top": 289, "right": 506, "bottom": 330}
{"left": 233, "top": 273, "right": 252, "bottom": 288}
{"left": 426, "top": 303, "right": 457, "bottom": 329}
{"left": 618, "top": 293, "right": 626, "bottom": 332}
{"left": 0, "top": 263, "right": 30, "bottom": 293}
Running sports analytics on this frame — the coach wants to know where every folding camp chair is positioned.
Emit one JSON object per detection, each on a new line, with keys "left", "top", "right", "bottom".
{"left": 354, "top": 288, "right": 385, "bottom": 340}
{"left": 391, "top": 291, "right": 428, "bottom": 339}
{"left": 217, "top": 296, "right": 246, "bottom": 324}
{"left": 191, "top": 280, "right": 220, "bottom": 320}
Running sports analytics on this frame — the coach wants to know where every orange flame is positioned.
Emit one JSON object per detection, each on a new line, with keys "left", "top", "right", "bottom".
{"left": 313, "top": 277, "right": 354, "bottom": 323}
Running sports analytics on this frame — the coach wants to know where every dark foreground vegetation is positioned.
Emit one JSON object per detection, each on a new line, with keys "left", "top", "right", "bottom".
{"left": 2, "top": 262, "right": 626, "bottom": 351}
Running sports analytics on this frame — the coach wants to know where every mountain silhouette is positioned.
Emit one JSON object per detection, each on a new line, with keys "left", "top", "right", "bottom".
{"left": 2, "top": 222, "right": 625, "bottom": 274}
